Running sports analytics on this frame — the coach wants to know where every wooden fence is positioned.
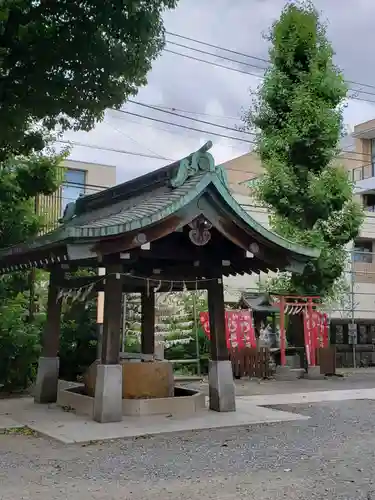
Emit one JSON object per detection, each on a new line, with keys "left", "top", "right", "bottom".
{"left": 230, "top": 347, "right": 272, "bottom": 379}
{"left": 316, "top": 346, "right": 336, "bottom": 374}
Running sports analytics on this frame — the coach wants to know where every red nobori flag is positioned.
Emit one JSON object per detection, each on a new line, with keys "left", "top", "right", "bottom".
{"left": 199, "top": 310, "right": 256, "bottom": 349}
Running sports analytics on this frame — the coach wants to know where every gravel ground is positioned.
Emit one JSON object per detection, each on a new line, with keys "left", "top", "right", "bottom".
{"left": 2, "top": 399, "right": 375, "bottom": 499}
{"left": 183, "top": 369, "right": 375, "bottom": 396}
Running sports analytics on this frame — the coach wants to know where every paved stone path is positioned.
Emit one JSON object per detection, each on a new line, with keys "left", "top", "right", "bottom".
{"left": 2, "top": 397, "right": 375, "bottom": 499}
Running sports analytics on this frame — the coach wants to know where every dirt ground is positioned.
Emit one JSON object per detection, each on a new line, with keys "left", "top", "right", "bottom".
{"left": 182, "top": 367, "right": 375, "bottom": 396}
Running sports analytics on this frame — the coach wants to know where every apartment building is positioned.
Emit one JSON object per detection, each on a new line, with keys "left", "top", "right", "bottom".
{"left": 61, "top": 159, "right": 117, "bottom": 210}
{"left": 344, "top": 120, "right": 375, "bottom": 329}
{"left": 220, "top": 122, "right": 375, "bottom": 341}
{"left": 37, "top": 159, "right": 116, "bottom": 232}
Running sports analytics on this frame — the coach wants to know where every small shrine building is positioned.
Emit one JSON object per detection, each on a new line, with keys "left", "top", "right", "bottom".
{"left": 0, "top": 142, "right": 319, "bottom": 422}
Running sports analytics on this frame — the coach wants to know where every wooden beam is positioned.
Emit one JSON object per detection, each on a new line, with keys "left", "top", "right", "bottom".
{"left": 94, "top": 214, "right": 183, "bottom": 256}
{"left": 54, "top": 276, "right": 210, "bottom": 293}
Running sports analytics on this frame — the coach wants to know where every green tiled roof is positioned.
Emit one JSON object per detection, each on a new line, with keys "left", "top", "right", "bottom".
{"left": 66, "top": 172, "right": 209, "bottom": 238}
{"left": 0, "top": 141, "right": 320, "bottom": 263}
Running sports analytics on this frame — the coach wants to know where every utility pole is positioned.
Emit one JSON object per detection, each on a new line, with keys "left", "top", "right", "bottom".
{"left": 349, "top": 249, "right": 357, "bottom": 368}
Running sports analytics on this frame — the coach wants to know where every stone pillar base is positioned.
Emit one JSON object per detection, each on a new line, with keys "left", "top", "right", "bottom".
{"left": 305, "top": 365, "right": 323, "bottom": 380}
{"left": 275, "top": 366, "right": 304, "bottom": 381}
{"left": 208, "top": 360, "right": 236, "bottom": 412}
{"left": 93, "top": 364, "right": 122, "bottom": 423}
{"left": 154, "top": 341, "right": 165, "bottom": 360}
{"left": 34, "top": 356, "right": 59, "bottom": 404}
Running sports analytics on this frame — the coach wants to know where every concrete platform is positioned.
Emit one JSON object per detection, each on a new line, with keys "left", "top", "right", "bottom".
{"left": 3, "top": 387, "right": 375, "bottom": 445}
{"left": 57, "top": 384, "right": 206, "bottom": 417}
{"left": 0, "top": 415, "right": 24, "bottom": 431}
{"left": 0, "top": 396, "right": 308, "bottom": 444}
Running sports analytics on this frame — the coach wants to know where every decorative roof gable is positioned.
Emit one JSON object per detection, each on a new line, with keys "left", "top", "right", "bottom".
{"left": 170, "top": 141, "right": 228, "bottom": 189}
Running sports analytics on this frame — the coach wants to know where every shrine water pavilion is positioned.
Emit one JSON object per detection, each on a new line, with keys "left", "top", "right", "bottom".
{"left": 0, "top": 141, "right": 319, "bottom": 423}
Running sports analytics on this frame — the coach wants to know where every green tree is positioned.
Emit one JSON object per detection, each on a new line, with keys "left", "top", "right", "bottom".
{"left": 243, "top": 2, "right": 363, "bottom": 303}
{"left": 0, "top": 0, "right": 177, "bottom": 160}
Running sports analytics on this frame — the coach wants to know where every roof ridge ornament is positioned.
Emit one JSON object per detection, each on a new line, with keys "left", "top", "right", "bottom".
{"left": 170, "top": 141, "right": 229, "bottom": 189}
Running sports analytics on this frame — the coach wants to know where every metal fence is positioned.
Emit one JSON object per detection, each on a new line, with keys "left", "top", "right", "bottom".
{"left": 350, "top": 163, "right": 374, "bottom": 182}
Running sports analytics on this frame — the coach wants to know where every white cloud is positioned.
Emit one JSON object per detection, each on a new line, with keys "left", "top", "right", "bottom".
{"left": 58, "top": 0, "right": 375, "bottom": 185}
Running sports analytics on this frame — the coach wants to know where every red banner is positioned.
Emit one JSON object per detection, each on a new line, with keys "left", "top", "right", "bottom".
{"left": 199, "top": 310, "right": 256, "bottom": 348}
{"left": 303, "top": 310, "right": 329, "bottom": 366}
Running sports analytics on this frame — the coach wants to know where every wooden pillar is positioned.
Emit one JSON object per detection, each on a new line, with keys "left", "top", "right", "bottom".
{"left": 207, "top": 277, "right": 235, "bottom": 412}
{"left": 141, "top": 290, "right": 155, "bottom": 358}
{"left": 94, "top": 264, "right": 123, "bottom": 423}
{"left": 208, "top": 278, "right": 228, "bottom": 362}
{"left": 96, "top": 267, "right": 106, "bottom": 359}
{"left": 34, "top": 269, "right": 62, "bottom": 404}
{"left": 99, "top": 266, "right": 123, "bottom": 364}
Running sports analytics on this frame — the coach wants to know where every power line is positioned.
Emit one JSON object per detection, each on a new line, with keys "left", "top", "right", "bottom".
{"left": 167, "top": 40, "right": 267, "bottom": 73}
{"left": 163, "top": 30, "right": 375, "bottom": 108}
{"left": 114, "top": 101, "right": 375, "bottom": 173}
{"left": 126, "top": 99, "right": 252, "bottom": 136}
{"left": 147, "top": 104, "right": 240, "bottom": 121}
{"left": 57, "top": 138, "right": 256, "bottom": 176}
{"left": 166, "top": 31, "right": 375, "bottom": 93}
{"left": 166, "top": 31, "right": 269, "bottom": 65}
{"left": 55, "top": 136, "right": 374, "bottom": 184}
{"left": 164, "top": 48, "right": 258, "bottom": 78}
{"left": 105, "top": 121, "right": 170, "bottom": 160}
{"left": 110, "top": 108, "right": 238, "bottom": 145}
{"left": 113, "top": 101, "right": 360, "bottom": 172}
{"left": 350, "top": 95, "right": 375, "bottom": 104}
{"left": 123, "top": 100, "right": 375, "bottom": 159}
{"left": 165, "top": 46, "right": 375, "bottom": 106}
{"left": 112, "top": 109, "right": 256, "bottom": 145}
{"left": 56, "top": 140, "right": 171, "bottom": 160}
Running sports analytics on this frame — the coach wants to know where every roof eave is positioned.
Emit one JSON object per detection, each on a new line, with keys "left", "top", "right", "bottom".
{"left": 210, "top": 176, "right": 320, "bottom": 261}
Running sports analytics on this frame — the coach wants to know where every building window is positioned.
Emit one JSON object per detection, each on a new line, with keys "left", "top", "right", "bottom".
{"left": 372, "top": 139, "right": 375, "bottom": 177}
{"left": 353, "top": 240, "right": 373, "bottom": 263}
{"left": 61, "top": 169, "right": 86, "bottom": 213}
{"left": 363, "top": 193, "right": 375, "bottom": 212}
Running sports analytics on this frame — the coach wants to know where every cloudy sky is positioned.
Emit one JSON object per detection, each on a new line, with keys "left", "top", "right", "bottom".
{"left": 60, "top": 0, "right": 375, "bottom": 184}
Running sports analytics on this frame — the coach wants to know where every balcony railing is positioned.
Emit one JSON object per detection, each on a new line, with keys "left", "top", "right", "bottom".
{"left": 350, "top": 163, "right": 374, "bottom": 182}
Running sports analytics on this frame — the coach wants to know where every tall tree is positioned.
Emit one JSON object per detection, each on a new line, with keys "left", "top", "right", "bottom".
{"left": 242, "top": 1, "right": 363, "bottom": 304}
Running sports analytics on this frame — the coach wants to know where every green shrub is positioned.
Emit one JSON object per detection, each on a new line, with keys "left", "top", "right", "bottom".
{"left": 0, "top": 293, "right": 42, "bottom": 392}
{"left": 59, "top": 299, "right": 98, "bottom": 381}
{"left": 164, "top": 327, "right": 210, "bottom": 375}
